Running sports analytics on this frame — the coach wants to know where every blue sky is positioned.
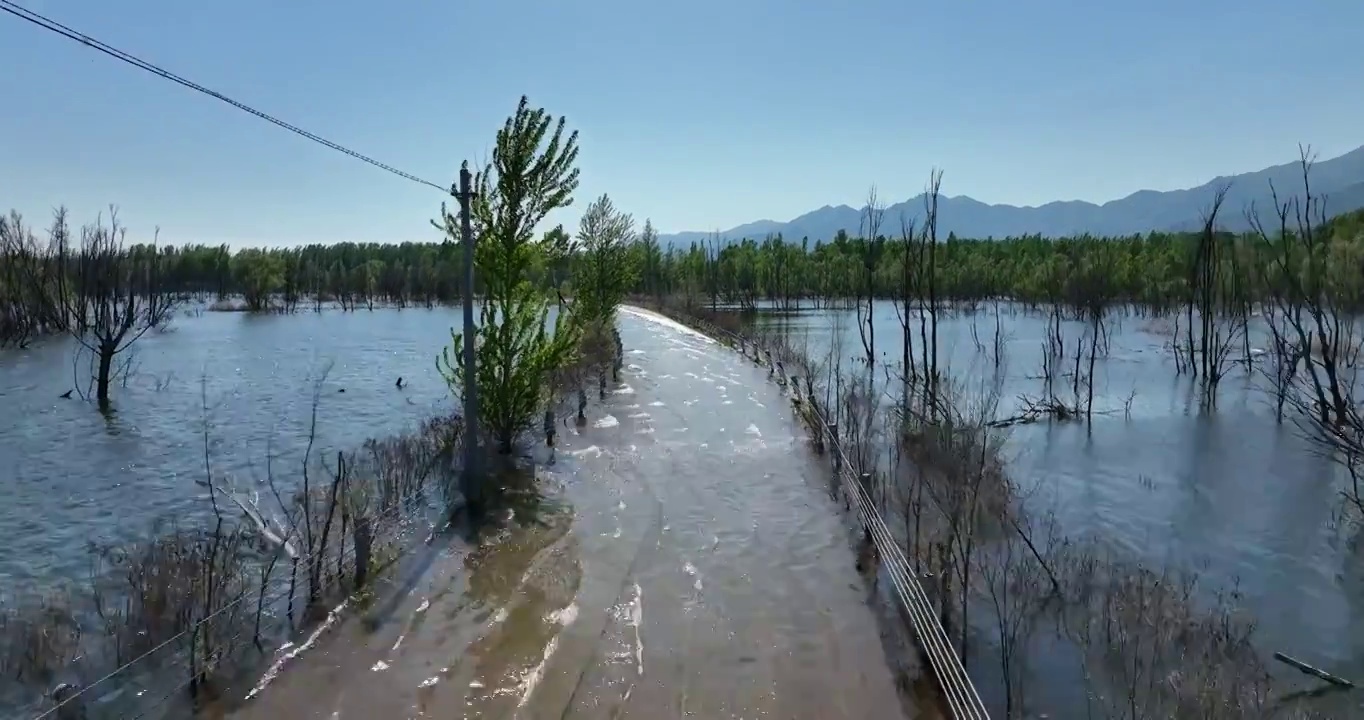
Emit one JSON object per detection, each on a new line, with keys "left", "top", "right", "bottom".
{"left": 2, "top": 0, "right": 1361, "bottom": 248}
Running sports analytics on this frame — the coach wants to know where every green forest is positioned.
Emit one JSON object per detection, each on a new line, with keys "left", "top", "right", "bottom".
{"left": 5, "top": 185, "right": 1362, "bottom": 337}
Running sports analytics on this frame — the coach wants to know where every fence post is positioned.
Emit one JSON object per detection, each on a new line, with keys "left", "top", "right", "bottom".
{"left": 352, "top": 515, "right": 373, "bottom": 590}
{"left": 859, "top": 472, "right": 874, "bottom": 523}
{"left": 612, "top": 327, "right": 624, "bottom": 381}
{"left": 830, "top": 421, "right": 841, "bottom": 474}
{"left": 50, "top": 682, "right": 84, "bottom": 720}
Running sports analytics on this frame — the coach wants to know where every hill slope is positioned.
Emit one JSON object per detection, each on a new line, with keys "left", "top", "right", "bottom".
{"left": 659, "top": 146, "right": 1364, "bottom": 247}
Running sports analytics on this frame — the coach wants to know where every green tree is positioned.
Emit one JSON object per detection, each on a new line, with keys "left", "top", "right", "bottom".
{"left": 573, "top": 194, "right": 637, "bottom": 380}
{"left": 636, "top": 219, "right": 661, "bottom": 299}
{"left": 541, "top": 224, "right": 575, "bottom": 302}
{"left": 232, "top": 249, "right": 284, "bottom": 311}
{"left": 437, "top": 96, "right": 582, "bottom": 454}
{"left": 574, "top": 194, "right": 636, "bottom": 328}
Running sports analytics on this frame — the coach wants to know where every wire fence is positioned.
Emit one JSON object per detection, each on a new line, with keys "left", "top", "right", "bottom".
{"left": 23, "top": 480, "right": 445, "bottom": 720}
{"left": 663, "top": 308, "right": 992, "bottom": 720}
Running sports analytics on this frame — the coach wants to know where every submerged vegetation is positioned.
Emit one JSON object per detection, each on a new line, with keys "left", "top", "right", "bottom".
{"left": 0, "top": 95, "right": 643, "bottom": 718}
{"left": 5, "top": 119, "right": 1364, "bottom": 718}
{"left": 627, "top": 153, "right": 1363, "bottom": 718}
{"left": 1, "top": 393, "right": 463, "bottom": 717}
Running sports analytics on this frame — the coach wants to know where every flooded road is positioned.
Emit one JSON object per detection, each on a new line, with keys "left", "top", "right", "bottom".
{"left": 223, "top": 306, "right": 908, "bottom": 720}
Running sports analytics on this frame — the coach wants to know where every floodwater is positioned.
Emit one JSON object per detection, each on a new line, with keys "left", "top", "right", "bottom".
{"left": 216, "top": 306, "right": 907, "bottom": 719}
{"left": 9, "top": 297, "right": 1363, "bottom": 717}
{"left": 0, "top": 306, "right": 909, "bottom": 719}
{"left": 0, "top": 306, "right": 467, "bottom": 587}
{"left": 745, "top": 300, "right": 1364, "bottom": 715}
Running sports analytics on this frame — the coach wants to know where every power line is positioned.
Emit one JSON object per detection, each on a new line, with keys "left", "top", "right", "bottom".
{"left": 0, "top": 0, "right": 449, "bottom": 193}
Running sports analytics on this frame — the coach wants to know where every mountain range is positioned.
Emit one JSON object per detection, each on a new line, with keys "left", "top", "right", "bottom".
{"left": 657, "top": 145, "right": 1364, "bottom": 248}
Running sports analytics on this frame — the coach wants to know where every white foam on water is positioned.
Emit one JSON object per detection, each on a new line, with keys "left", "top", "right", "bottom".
{"left": 649, "top": 400, "right": 665, "bottom": 407}
{"left": 636, "top": 427, "right": 655, "bottom": 435}
{"left": 746, "top": 423, "right": 761, "bottom": 436}
{"left": 516, "top": 633, "right": 560, "bottom": 709}
{"left": 569, "top": 445, "right": 604, "bottom": 458}
{"left": 629, "top": 583, "right": 645, "bottom": 676}
{"left": 244, "top": 598, "right": 350, "bottom": 700}
{"left": 548, "top": 602, "right": 579, "bottom": 626}
{"left": 683, "top": 560, "right": 703, "bottom": 591}
{"left": 594, "top": 415, "right": 620, "bottom": 429}
{"left": 628, "top": 412, "right": 650, "bottom": 419}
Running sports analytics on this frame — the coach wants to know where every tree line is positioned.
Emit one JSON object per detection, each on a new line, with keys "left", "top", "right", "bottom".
{"left": 4, "top": 144, "right": 1362, "bottom": 424}
{"left": 8, "top": 169, "right": 1362, "bottom": 344}
{"left": 0, "top": 96, "right": 640, "bottom": 453}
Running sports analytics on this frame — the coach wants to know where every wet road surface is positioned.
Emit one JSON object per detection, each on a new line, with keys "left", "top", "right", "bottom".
{"left": 223, "top": 306, "right": 908, "bottom": 720}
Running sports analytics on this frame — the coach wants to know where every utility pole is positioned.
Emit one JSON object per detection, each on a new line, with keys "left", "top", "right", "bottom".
{"left": 454, "top": 161, "right": 481, "bottom": 521}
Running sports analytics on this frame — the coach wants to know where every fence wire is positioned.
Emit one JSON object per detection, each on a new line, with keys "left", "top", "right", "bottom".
{"left": 28, "top": 488, "right": 440, "bottom": 720}
{"left": 679, "top": 312, "right": 992, "bottom": 720}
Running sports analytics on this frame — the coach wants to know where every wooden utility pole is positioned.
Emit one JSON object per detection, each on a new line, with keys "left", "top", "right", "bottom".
{"left": 454, "top": 161, "right": 481, "bottom": 520}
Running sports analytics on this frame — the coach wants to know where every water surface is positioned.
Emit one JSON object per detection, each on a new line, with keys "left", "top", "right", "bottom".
{"left": 747, "top": 300, "right": 1364, "bottom": 713}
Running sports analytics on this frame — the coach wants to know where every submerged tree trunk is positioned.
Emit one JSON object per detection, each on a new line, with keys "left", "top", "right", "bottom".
{"left": 96, "top": 342, "right": 115, "bottom": 406}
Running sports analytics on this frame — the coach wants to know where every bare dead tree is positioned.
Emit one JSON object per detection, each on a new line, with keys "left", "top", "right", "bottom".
{"left": 1189, "top": 185, "right": 1244, "bottom": 406}
{"left": 0, "top": 211, "right": 65, "bottom": 349}
{"left": 857, "top": 186, "right": 885, "bottom": 369}
{"left": 49, "top": 207, "right": 179, "bottom": 409}
{"left": 892, "top": 215, "right": 920, "bottom": 408}
{"left": 913, "top": 171, "right": 944, "bottom": 418}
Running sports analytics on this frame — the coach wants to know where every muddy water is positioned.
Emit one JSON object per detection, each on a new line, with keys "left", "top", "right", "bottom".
{"left": 223, "top": 307, "right": 908, "bottom": 720}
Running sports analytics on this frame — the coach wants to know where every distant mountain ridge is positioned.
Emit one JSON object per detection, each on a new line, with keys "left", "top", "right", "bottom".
{"left": 658, "top": 146, "right": 1364, "bottom": 248}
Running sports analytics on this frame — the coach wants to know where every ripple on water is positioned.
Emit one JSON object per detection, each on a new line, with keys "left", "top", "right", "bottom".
{"left": 1, "top": 309, "right": 474, "bottom": 585}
